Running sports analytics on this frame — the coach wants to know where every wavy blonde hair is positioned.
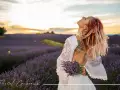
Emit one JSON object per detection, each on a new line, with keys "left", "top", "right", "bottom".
{"left": 78, "top": 16, "right": 109, "bottom": 60}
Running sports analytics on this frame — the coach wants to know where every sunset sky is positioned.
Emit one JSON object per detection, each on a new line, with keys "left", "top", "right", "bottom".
{"left": 0, "top": 0, "right": 120, "bottom": 34}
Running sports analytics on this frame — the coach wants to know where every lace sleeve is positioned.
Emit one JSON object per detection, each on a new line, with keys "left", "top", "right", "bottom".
{"left": 56, "top": 38, "right": 72, "bottom": 84}
{"left": 84, "top": 56, "right": 108, "bottom": 80}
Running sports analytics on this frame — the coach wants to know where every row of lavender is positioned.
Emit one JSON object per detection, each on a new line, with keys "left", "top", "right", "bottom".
{"left": 1, "top": 34, "right": 119, "bottom": 46}
{"left": 0, "top": 51, "right": 60, "bottom": 90}
{"left": 0, "top": 34, "right": 69, "bottom": 90}
{"left": 0, "top": 34, "right": 70, "bottom": 46}
{"left": 0, "top": 34, "right": 69, "bottom": 74}
{"left": 0, "top": 46, "right": 120, "bottom": 90}
{"left": 0, "top": 46, "right": 61, "bottom": 74}
{"left": 0, "top": 34, "right": 120, "bottom": 90}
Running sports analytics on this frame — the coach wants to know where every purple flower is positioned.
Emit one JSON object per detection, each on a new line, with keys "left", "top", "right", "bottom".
{"left": 61, "top": 61, "right": 83, "bottom": 76}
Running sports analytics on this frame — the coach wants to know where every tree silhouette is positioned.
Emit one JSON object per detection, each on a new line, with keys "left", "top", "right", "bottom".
{"left": 0, "top": 27, "right": 7, "bottom": 36}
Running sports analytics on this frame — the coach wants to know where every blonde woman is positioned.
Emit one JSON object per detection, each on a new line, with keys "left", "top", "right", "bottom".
{"left": 56, "top": 16, "right": 109, "bottom": 90}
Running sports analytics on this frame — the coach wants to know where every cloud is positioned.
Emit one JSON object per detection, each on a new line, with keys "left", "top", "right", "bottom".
{"left": 25, "top": 0, "right": 54, "bottom": 3}
{"left": 63, "top": 3, "right": 120, "bottom": 12}
{"left": 102, "top": 18, "right": 120, "bottom": 24}
{"left": 62, "top": 3, "right": 120, "bottom": 19}
{"left": 0, "top": 0, "right": 120, "bottom": 28}
{"left": 0, "top": 2, "right": 11, "bottom": 13}
{"left": 0, "top": 0, "right": 20, "bottom": 4}
{"left": 0, "top": 0, "right": 15, "bottom": 21}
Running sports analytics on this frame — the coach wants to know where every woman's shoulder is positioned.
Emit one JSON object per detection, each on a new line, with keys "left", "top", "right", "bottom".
{"left": 65, "top": 35, "right": 78, "bottom": 49}
{"left": 66, "top": 34, "right": 76, "bottom": 41}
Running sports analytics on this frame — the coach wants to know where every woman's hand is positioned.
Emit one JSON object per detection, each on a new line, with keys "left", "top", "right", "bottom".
{"left": 81, "top": 67, "right": 87, "bottom": 76}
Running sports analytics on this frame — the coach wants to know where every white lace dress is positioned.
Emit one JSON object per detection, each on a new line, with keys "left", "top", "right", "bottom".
{"left": 56, "top": 35, "right": 108, "bottom": 90}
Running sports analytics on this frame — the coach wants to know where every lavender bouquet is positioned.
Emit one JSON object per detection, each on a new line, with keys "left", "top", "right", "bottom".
{"left": 61, "top": 61, "right": 85, "bottom": 76}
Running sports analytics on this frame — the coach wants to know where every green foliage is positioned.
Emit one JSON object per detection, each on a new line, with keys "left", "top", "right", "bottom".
{"left": 41, "top": 39, "right": 64, "bottom": 47}
{"left": 36, "top": 32, "right": 41, "bottom": 34}
{"left": 0, "top": 27, "right": 7, "bottom": 36}
{"left": 0, "top": 36, "right": 5, "bottom": 38}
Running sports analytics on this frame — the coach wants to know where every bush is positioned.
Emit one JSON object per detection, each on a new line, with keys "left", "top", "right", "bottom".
{"left": 0, "top": 27, "right": 7, "bottom": 36}
{"left": 51, "top": 31, "right": 55, "bottom": 34}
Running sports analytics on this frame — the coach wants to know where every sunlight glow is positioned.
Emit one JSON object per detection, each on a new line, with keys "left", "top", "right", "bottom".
{"left": 6, "top": 0, "right": 120, "bottom": 34}
{"left": 8, "top": 0, "right": 69, "bottom": 29}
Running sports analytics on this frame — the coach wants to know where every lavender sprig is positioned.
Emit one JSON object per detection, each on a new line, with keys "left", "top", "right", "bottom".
{"left": 61, "top": 61, "right": 84, "bottom": 76}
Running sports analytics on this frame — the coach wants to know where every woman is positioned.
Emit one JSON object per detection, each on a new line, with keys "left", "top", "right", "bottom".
{"left": 56, "top": 16, "right": 109, "bottom": 90}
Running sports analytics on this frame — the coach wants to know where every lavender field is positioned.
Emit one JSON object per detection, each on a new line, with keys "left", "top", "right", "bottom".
{"left": 0, "top": 34, "right": 120, "bottom": 90}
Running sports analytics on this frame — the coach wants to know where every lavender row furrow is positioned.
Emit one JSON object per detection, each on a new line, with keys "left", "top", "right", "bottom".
{"left": 0, "top": 51, "right": 61, "bottom": 90}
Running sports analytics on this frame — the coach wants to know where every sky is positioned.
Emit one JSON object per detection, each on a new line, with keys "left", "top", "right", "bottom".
{"left": 0, "top": 0, "right": 120, "bottom": 34}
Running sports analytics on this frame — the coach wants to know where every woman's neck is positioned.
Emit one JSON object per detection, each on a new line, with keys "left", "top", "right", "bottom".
{"left": 76, "top": 29, "right": 83, "bottom": 40}
{"left": 76, "top": 28, "right": 84, "bottom": 38}
{"left": 75, "top": 35, "right": 81, "bottom": 40}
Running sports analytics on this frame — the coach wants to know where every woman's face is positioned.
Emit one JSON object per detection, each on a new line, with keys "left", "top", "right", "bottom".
{"left": 77, "top": 16, "right": 91, "bottom": 29}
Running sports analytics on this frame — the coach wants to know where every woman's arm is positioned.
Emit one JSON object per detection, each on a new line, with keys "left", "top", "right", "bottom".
{"left": 85, "top": 56, "right": 108, "bottom": 80}
{"left": 56, "top": 38, "right": 72, "bottom": 84}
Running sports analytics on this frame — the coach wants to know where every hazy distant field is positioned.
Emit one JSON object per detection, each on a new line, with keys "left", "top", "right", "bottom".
{"left": 0, "top": 33, "right": 120, "bottom": 90}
